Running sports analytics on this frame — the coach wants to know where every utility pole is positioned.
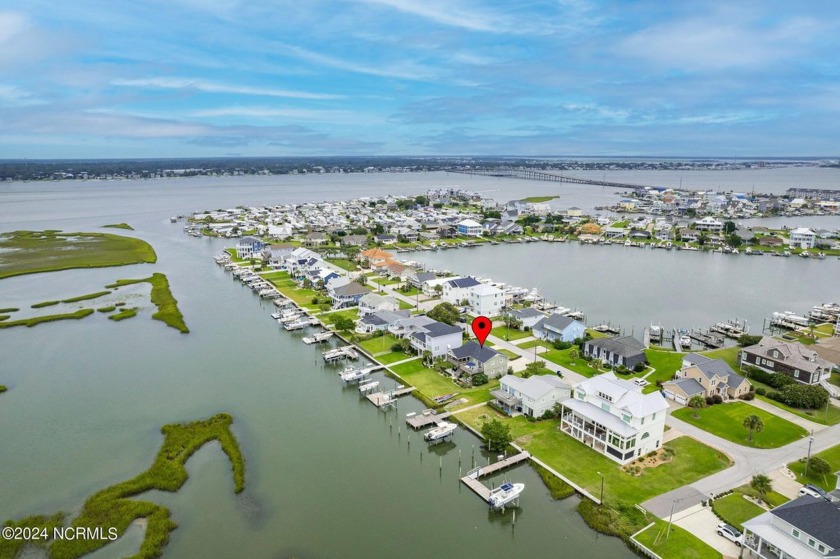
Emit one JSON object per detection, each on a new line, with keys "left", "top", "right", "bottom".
{"left": 667, "top": 499, "right": 677, "bottom": 540}
{"left": 804, "top": 431, "right": 814, "bottom": 477}
{"left": 596, "top": 471, "right": 604, "bottom": 504}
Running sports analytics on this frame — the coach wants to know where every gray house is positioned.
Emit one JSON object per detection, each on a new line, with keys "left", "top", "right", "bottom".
{"left": 533, "top": 314, "right": 586, "bottom": 343}
{"left": 582, "top": 336, "right": 647, "bottom": 369}
{"left": 492, "top": 374, "right": 571, "bottom": 418}
{"left": 743, "top": 495, "right": 840, "bottom": 559}
{"left": 355, "top": 310, "right": 410, "bottom": 334}
{"left": 506, "top": 307, "right": 546, "bottom": 330}
{"left": 447, "top": 341, "right": 509, "bottom": 379}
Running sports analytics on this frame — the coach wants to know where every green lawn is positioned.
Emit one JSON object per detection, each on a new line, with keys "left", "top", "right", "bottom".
{"left": 456, "top": 406, "right": 731, "bottom": 505}
{"left": 322, "top": 308, "right": 359, "bottom": 325}
{"left": 520, "top": 196, "right": 559, "bottom": 203}
{"left": 748, "top": 378, "right": 840, "bottom": 426}
{"left": 376, "top": 351, "right": 414, "bottom": 365}
{"left": 264, "top": 272, "right": 321, "bottom": 309}
{"left": 397, "top": 300, "right": 414, "bottom": 310}
{"left": 830, "top": 373, "right": 840, "bottom": 387}
{"left": 788, "top": 443, "right": 840, "bottom": 491}
{"left": 634, "top": 520, "right": 722, "bottom": 559}
{"left": 645, "top": 349, "right": 685, "bottom": 384}
{"left": 326, "top": 258, "right": 358, "bottom": 272}
{"left": 672, "top": 403, "right": 807, "bottom": 448}
{"left": 516, "top": 339, "right": 553, "bottom": 350}
{"left": 394, "top": 286, "right": 422, "bottom": 297}
{"left": 699, "top": 346, "right": 740, "bottom": 370}
{"left": 586, "top": 329, "right": 610, "bottom": 339}
{"left": 498, "top": 349, "right": 521, "bottom": 361}
{"left": 711, "top": 493, "right": 766, "bottom": 531}
{"left": 491, "top": 325, "right": 531, "bottom": 341}
{"left": 357, "top": 333, "right": 400, "bottom": 355}
{"left": 390, "top": 360, "right": 497, "bottom": 408}
{"left": 541, "top": 348, "right": 601, "bottom": 377}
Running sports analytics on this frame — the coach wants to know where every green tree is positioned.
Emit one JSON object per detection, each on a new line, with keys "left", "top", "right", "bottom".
{"left": 481, "top": 418, "right": 512, "bottom": 452}
{"left": 333, "top": 316, "right": 355, "bottom": 332}
{"left": 727, "top": 234, "right": 743, "bottom": 247}
{"left": 414, "top": 195, "right": 429, "bottom": 207}
{"left": 737, "top": 334, "right": 762, "bottom": 347}
{"left": 750, "top": 474, "right": 773, "bottom": 501}
{"left": 522, "top": 360, "right": 548, "bottom": 378}
{"left": 427, "top": 302, "right": 461, "bottom": 326}
{"left": 687, "top": 395, "right": 706, "bottom": 419}
{"left": 723, "top": 220, "right": 737, "bottom": 234}
{"left": 569, "top": 348, "right": 580, "bottom": 364}
{"left": 472, "top": 373, "right": 489, "bottom": 386}
{"left": 421, "top": 350, "right": 433, "bottom": 367}
{"left": 433, "top": 283, "right": 443, "bottom": 298}
{"left": 743, "top": 414, "right": 764, "bottom": 442}
{"left": 809, "top": 457, "right": 832, "bottom": 483}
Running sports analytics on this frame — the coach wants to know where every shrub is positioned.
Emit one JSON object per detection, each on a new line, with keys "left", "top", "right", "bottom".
{"left": 712, "top": 394, "right": 723, "bottom": 404}
{"left": 755, "top": 387, "right": 766, "bottom": 396}
{"left": 634, "top": 363, "right": 646, "bottom": 372}
{"left": 739, "top": 392, "right": 755, "bottom": 401}
{"left": 705, "top": 396, "right": 714, "bottom": 406}
{"left": 472, "top": 373, "right": 489, "bottom": 386}
{"left": 552, "top": 340, "right": 572, "bottom": 350}
{"left": 616, "top": 365, "right": 629, "bottom": 374}
{"left": 738, "top": 334, "right": 763, "bottom": 347}
{"left": 770, "top": 384, "right": 829, "bottom": 409}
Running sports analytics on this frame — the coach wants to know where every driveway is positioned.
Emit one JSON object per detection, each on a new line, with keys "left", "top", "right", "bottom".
{"left": 673, "top": 505, "right": 742, "bottom": 559}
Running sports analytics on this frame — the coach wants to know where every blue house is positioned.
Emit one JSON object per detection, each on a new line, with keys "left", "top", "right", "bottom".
{"left": 532, "top": 314, "right": 586, "bottom": 343}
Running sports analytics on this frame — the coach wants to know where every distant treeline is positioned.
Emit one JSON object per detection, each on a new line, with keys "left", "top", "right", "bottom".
{"left": 0, "top": 156, "right": 831, "bottom": 181}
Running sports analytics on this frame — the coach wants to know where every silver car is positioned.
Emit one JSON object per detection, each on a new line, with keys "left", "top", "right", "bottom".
{"left": 716, "top": 523, "right": 742, "bottom": 546}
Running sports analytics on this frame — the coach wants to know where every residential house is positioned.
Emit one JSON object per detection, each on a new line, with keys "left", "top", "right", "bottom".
{"left": 355, "top": 309, "right": 410, "bottom": 334}
{"left": 493, "top": 374, "right": 571, "bottom": 418}
{"left": 388, "top": 315, "right": 437, "bottom": 338}
{"left": 235, "top": 236, "right": 264, "bottom": 259}
{"left": 456, "top": 219, "right": 483, "bottom": 237}
{"left": 742, "top": 495, "right": 840, "bottom": 559}
{"left": 560, "top": 372, "right": 668, "bottom": 464}
{"left": 408, "top": 320, "right": 464, "bottom": 358}
{"left": 262, "top": 243, "right": 295, "bottom": 268}
{"left": 267, "top": 223, "right": 293, "bottom": 239}
{"left": 358, "top": 293, "right": 399, "bottom": 317}
{"left": 358, "top": 248, "right": 394, "bottom": 267}
{"left": 506, "top": 307, "right": 546, "bottom": 330}
{"left": 582, "top": 336, "right": 648, "bottom": 369}
{"left": 407, "top": 270, "right": 436, "bottom": 288}
{"left": 447, "top": 341, "right": 509, "bottom": 379}
{"left": 422, "top": 276, "right": 456, "bottom": 297}
{"left": 679, "top": 228, "right": 699, "bottom": 243}
{"left": 532, "top": 314, "right": 586, "bottom": 343}
{"left": 304, "top": 232, "right": 329, "bottom": 246}
{"left": 789, "top": 227, "right": 817, "bottom": 249}
{"left": 383, "top": 260, "right": 408, "bottom": 279}
{"left": 374, "top": 233, "right": 398, "bottom": 245}
{"left": 694, "top": 217, "right": 724, "bottom": 232}
{"left": 340, "top": 234, "right": 368, "bottom": 248}
{"left": 442, "top": 277, "right": 482, "bottom": 305}
{"left": 567, "top": 207, "right": 583, "bottom": 217}
{"left": 327, "top": 281, "right": 371, "bottom": 310}
{"left": 662, "top": 354, "right": 751, "bottom": 404}
{"left": 468, "top": 283, "right": 505, "bottom": 317}
{"left": 284, "top": 247, "right": 322, "bottom": 279}
{"left": 740, "top": 337, "right": 833, "bottom": 385}
{"left": 306, "top": 266, "right": 340, "bottom": 288}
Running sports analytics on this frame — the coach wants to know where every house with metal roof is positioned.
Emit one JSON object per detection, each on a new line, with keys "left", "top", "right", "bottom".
{"left": 560, "top": 372, "right": 668, "bottom": 464}
{"left": 492, "top": 374, "right": 571, "bottom": 418}
{"left": 533, "top": 313, "right": 586, "bottom": 343}
{"left": 447, "top": 341, "right": 509, "bottom": 379}
{"left": 742, "top": 495, "right": 840, "bottom": 559}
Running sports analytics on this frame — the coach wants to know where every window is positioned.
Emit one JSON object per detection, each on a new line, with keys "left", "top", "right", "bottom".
{"left": 652, "top": 412, "right": 656, "bottom": 420}
{"left": 640, "top": 416, "right": 645, "bottom": 425}
{"left": 792, "top": 529, "right": 799, "bottom": 539}
{"left": 818, "top": 544, "right": 825, "bottom": 553}
{"left": 808, "top": 538, "right": 815, "bottom": 547}
{"left": 622, "top": 413, "right": 631, "bottom": 423}
{"left": 601, "top": 403, "right": 610, "bottom": 412}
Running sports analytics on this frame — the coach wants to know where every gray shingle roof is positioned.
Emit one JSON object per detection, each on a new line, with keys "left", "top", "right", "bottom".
{"left": 539, "top": 313, "right": 578, "bottom": 331}
{"left": 449, "top": 341, "right": 503, "bottom": 363}
{"left": 586, "top": 335, "right": 646, "bottom": 358}
{"left": 664, "top": 377, "right": 706, "bottom": 396}
{"left": 422, "top": 321, "right": 462, "bottom": 337}
{"left": 771, "top": 496, "right": 840, "bottom": 550}
{"left": 332, "top": 282, "right": 370, "bottom": 297}
{"left": 695, "top": 359, "right": 746, "bottom": 388}
{"left": 510, "top": 307, "right": 544, "bottom": 319}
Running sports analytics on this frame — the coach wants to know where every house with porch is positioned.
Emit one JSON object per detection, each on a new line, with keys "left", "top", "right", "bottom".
{"left": 533, "top": 314, "right": 586, "bottom": 343}
{"left": 355, "top": 309, "right": 410, "bottom": 334}
{"left": 742, "top": 495, "right": 840, "bottom": 559}
{"left": 304, "top": 231, "right": 329, "bottom": 246}
{"left": 493, "top": 374, "right": 571, "bottom": 418}
{"left": 740, "top": 337, "right": 832, "bottom": 385}
{"left": 560, "top": 372, "right": 668, "bottom": 464}
{"left": 789, "top": 227, "right": 817, "bottom": 249}
{"left": 358, "top": 293, "right": 399, "bottom": 317}
{"left": 447, "top": 341, "right": 509, "bottom": 379}
{"left": 235, "top": 236, "right": 264, "bottom": 259}
{"left": 467, "top": 283, "right": 504, "bottom": 317}
{"left": 442, "top": 277, "right": 481, "bottom": 305}
{"left": 581, "top": 336, "right": 648, "bottom": 369}
{"left": 357, "top": 248, "right": 394, "bottom": 267}
{"left": 662, "top": 354, "right": 751, "bottom": 404}
{"left": 456, "top": 219, "right": 483, "bottom": 237}
{"left": 327, "top": 280, "right": 371, "bottom": 310}
{"left": 506, "top": 307, "right": 546, "bottom": 330}
{"left": 408, "top": 320, "right": 464, "bottom": 358}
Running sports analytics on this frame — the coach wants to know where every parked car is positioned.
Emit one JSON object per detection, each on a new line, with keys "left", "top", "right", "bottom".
{"left": 633, "top": 378, "right": 649, "bottom": 387}
{"left": 799, "top": 484, "right": 830, "bottom": 501}
{"left": 716, "top": 523, "right": 742, "bottom": 546}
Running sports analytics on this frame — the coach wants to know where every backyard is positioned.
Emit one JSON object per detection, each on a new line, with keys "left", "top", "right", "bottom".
{"left": 262, "top": 271, "right": 321, "bottom": 309}
{"left": 672, "top": 403, "right": 807, "bottom": 448}
{"left": 390, "top": 360, "right": 498, "bottom": 409}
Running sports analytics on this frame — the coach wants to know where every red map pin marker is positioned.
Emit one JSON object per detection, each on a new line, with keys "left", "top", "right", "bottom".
{"left": 471, "top": 316, "right": 492, "bottom": 348}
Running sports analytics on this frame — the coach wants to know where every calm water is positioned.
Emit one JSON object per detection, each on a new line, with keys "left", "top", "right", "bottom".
{"left": 0, "top": 170, "right": 837, "bottom": 558}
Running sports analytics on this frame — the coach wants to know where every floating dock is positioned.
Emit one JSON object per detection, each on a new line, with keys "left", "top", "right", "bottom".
{"left": 459, "top": 452, "right": 531, "bottom": 503}
{"left": 366, "top": 386, "right": 415, "bottom": 408}
{"left": 688, "top": 328, "right": 725, "bottom": 349}
{"left": 322, "top": 346, "right": 359, "bottom": 362}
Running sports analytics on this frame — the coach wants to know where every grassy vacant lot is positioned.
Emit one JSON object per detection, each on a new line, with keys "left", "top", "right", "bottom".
{"left": 711, "top": 492, "right": 766, "bottom": 531}
{"left": 672, "top": 403, "right": 806, "bottom": 448}
{"left": 107, "top": 273, "right": 189, "bottom": 333}
{"left": 645, "top": 349, "right": 685, "bottom": 384}
{"left": 390, "top": 360, "right": 497, "bottom": 408}
{"left": 0, "top": 230, "right": 156, "bottom": 279}
{"left": 541, "top": 348, "right": 601, "bottom": 377}
{"left": 456, "top": 405, "right": 731, "bottom": 505}
{"left": 357, "top": 333, "right": 400, "bottom": 355}
{"left": 634, "top": 520, "right": 722, "bottom": 559}
{"left": 326, "top": 258, "right": 357, "bottom": 272}
{"left": 700, "top": 345, "right": 740, "bottom": 370}
{"left": 40, "top": 414, "right": 244, "bottom": 559}
{"left": 492, "top": 325, "right": 530, "bottom": 341}
{"left": 788, "top": 443, "right": 840, "bottom": 491}
{"left": 262, "top": 271, "right": 320, "bottom": 309}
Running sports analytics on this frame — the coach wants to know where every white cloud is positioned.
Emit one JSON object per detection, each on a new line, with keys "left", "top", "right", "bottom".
{"left": 111, "top": 77, "right": 345, "bottom": 100}
{"left": 190, "top": 105, "right": 383, "bottom": 124}
{"left": 281, "top": 43, "right": 437, "bottom": 81}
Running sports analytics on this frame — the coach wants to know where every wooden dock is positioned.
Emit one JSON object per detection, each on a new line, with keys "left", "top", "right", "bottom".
{"left": 406, "top": 410, "right": 452, "bottom": 429}
{"left": 459, "top": 451, "right": 531, "bottom": 504}
{"left": 688, "top": 328, "right": 724, "bottom": 348}
{"left": 461, "top": 476, "right": 492, "bottom": 501}
{"left": 366, "top": 386, "right": 415, "bottom": 408}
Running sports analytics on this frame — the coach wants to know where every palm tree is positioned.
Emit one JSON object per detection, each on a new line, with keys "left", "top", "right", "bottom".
{"left": 687, "top": 395, "right": 706, "bottom": 419}
{"left": 750, "top": 474, "right": 773, "bottom": 502}
{"left": 743, "top": 414, "right": 764, "bottom": 443}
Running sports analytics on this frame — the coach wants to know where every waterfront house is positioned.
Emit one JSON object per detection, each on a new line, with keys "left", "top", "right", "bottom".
{"left": 789, "top": 227, "right": 817, "bottom": 249}
{"left": 374, "top": 233, "right": 398, "bottom": 245}
{"left": 262, "top": 243, "right": 295, "bottom": 268}
{"left": 740, "top": 337, "right": 832, "bottom": 385}
{"left": 383, "top": 261, "right": 408, "bottom": 279}
{"left": 284, "top": 247, "right": 322, "bottom": 279}
{"left": 358, "top": 248, "right": 394, "bottom": 267}
{"left": 306, "top": 266, "right": 340, "bottom": 288}
{"left": 467, "top": 283, "right": 505, "bottom": 317}
{"left": 582, "top": 336, "right": 647, "bottom": 369}
{"left": 388, "top": 315, "right": 436, "bottom": 338}
{"left": 327, "top": 281, "right": 371, "bottom": 310}
{"left": 506, "top": 307, "right": 546, "bottom": 330}
{"left": 447, "top": 341, "right": 509, "bottom": 379}
{"left": 679, "top": 228, "right": 699, "bottom": 243}
{"left": 235, "top": 236, "right": 264, "bottom": 259}
{"left": 358, "top": 293, "right": 399, "bottom": 317}
{"left": 267, "top": 223, "right": 294, "bottom": 239}
{"left": 304, "top": 232, "right": 329, "bottom": 247}
{"left": 662, "top": 354, "right": 751, "bottom": 404}
{"left": 355, "top": 309, "right": 410, "bottom": 334}
{"left": 407, "top": 270, "right": 436, "bottom": 288}
{"left": 408, "top": 320, "right": 464, "bottom": 358}
{"left": 742, "top": 495, "right": 840, "bottom": 559}
{"left": 758, "top": 236, "right": 784, "bottom": 247}
{"left": 560, "top": 372, "right": 668, "bottom": 464}
{"left": 694, "top": 217, "right": 724, "bottom": 232}
{"left": 456, "top": 219, "right": 483, "bottom": 237}
{"left": 532, "top": 314, "right": 586, "bottom": 343}
{"left": 492, "top": 374, "right": 571, "bottom": 418}
{"left": 442, "top": 277, "right": 482, "bottom": 305}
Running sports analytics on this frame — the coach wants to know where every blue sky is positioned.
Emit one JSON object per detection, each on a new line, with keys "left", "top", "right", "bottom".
{"left": 0, "top": 1, "right": 838, "bottom": 158}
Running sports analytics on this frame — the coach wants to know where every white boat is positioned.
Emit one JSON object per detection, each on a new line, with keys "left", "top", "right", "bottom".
{"left": 358, "top": 381, "right": 379, "bottom": 393}
{"left": 340, "top": 368, "right": 371, "bottom": 383}
{"left": 488, "top": 482, "right": 525, "bottom": 509}
{"left": 423, "top": 421, "right": 457, "bottom": 442}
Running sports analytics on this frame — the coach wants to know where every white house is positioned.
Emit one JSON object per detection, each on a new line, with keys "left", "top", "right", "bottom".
{"left": 456, "top": 219, "right": 483, "bottom": 237}
{"left": 468, "top": 283, "right": 504, "bottom": 317}
{"left": 789, "top": 227, "right": 817, "bottom": 249}
{"left": 235, "top": 236, "right": 264, "bottom": 259}
{"left": 743, "top": 495, "right": 840, "bottom": 559}
{"left": 506, "top": 307, "right": 546, "bottom": 330}
{"left": 442, "top": 277, "right": 481, "bottom": 305}
{"left": 694, "top": 217, "right": 724, "bottom": 232}
{"left": 560, "top": 372, "right": 668, "bottom": 464}
{"left": 408, "top": 320, "right": 464, "bottom": 358}
{"left": 358, "top": 293, "right": 399, "bottom": 317}
{"left": 493, "top": 374, "right": 571, "bottom": 418}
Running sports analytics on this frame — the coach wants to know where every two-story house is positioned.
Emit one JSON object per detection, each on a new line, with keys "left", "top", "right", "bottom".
{"left": 506, "top": 307, "right": 546, "bottom": 330}
{"left": 358, "top": 293, "right": 399, "bottom": 317}
{"left": 582, "top": 336, "right": 648, "bottom": 370}
{"left": 742, "top": 495, "right": 840, "bottom": 559}
{"left": 532, "top": 314, "right": 586, "bottom": 343}
{"left": 408, "top": 320, "right": 463, "bottom": 358}
{"left": 740, "top": 337, "right": 833, "bottom": 385}
{"left": 789, "top": 227, "right": 817, "bottom": 249}
{"left": 662, "top": 354, "right": 752, "bottom": 404}
{"left": 456, "top": 219, "right": 483, "bottom": 237}
{"left": 327, "top": 280, "right": 371, "bottom": 310}
{"left": 560, "top": 372, "right": 668, "bottom": 464}
{"left": 356, "top": 309, "right": 410, "bottom": 334}
{"left": 468, "top": 283, "right": 504, "bottom": 317}
{"left": 694, "top": 217, "right": 724, "bottom": 232}
{"left": 442, "top": 277, "right": 482, "bottom": 305}
{"left": 493, "top": 374, "right": 571, "bottom": 418}
{"left": 235, "top": 236, "right": 264, "bottom": 259}
{"left": 447, "top": 341, "right": 509, "bottom": 379}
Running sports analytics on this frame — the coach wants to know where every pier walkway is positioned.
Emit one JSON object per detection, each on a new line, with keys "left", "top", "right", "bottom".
{"left": 459, "top": 452, "right": 531, "bottom": 503}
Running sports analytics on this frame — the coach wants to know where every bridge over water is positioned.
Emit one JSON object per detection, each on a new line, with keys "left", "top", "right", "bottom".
{"left": 447, "top": 167, "right": 659, "bottom": 190}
